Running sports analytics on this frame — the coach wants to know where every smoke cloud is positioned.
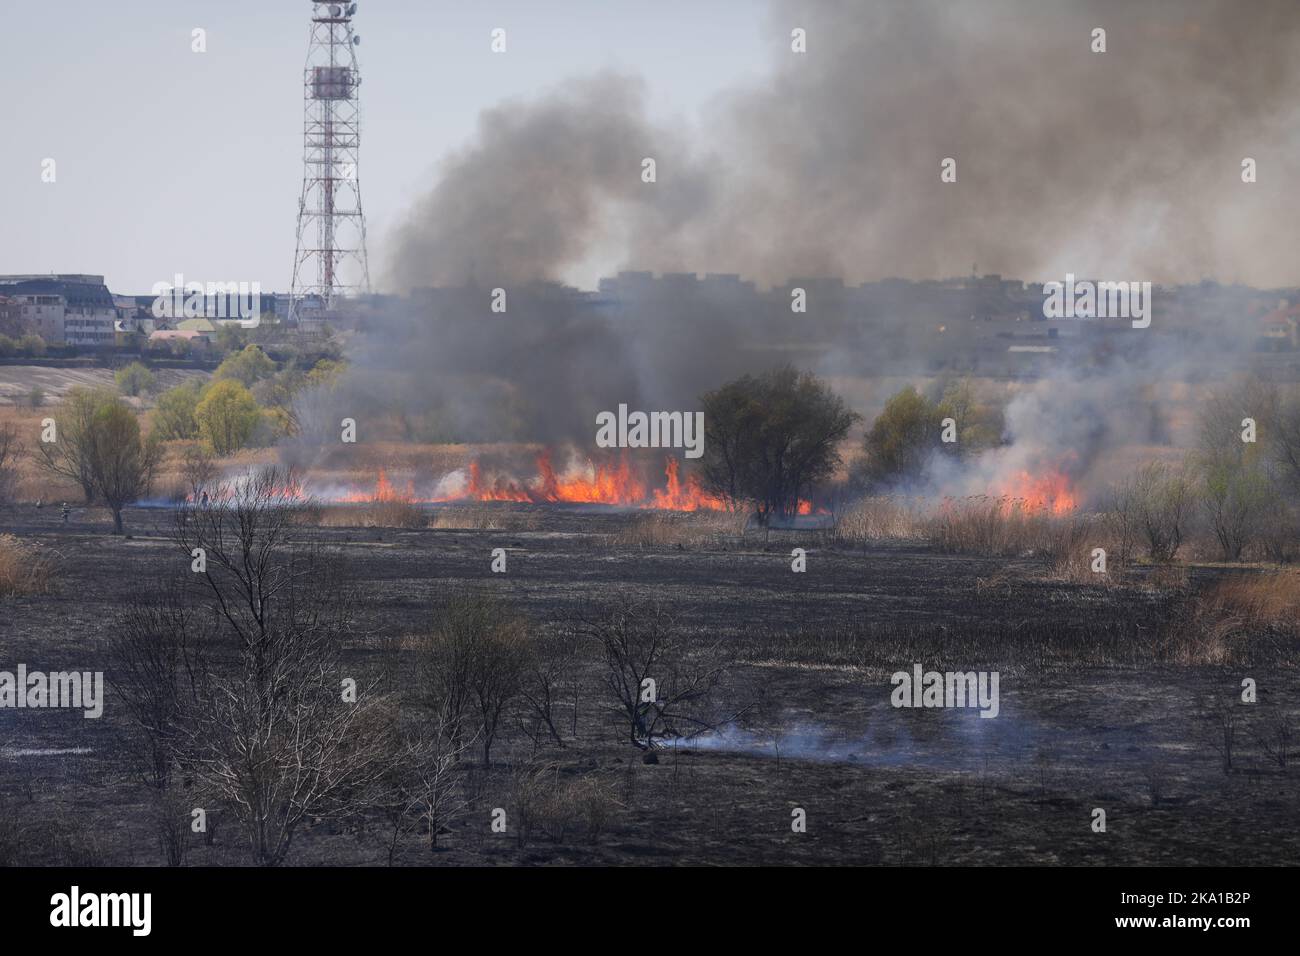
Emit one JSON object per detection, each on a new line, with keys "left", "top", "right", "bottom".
{"left": 386, "top": 0, "right": 1300, "bottom": 291}
{"left": 320, "top": 0, "right": 1300, "bottom": 498}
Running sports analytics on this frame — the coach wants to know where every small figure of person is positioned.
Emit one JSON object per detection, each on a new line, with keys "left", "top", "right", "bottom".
{"left": 61, "top": 502, "right": 70, "bottom": 523}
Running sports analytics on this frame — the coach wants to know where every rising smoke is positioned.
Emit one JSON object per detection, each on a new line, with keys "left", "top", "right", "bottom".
{"left": 386, "top": 0, "right": 1300, "bottom": 290}
{"left": 315, "top": 0, "right": 1300, "bottom": 499}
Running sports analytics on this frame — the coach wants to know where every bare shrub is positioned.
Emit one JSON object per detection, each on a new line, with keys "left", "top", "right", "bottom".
{"left": 0, "top": 534, "right": 58, "bottom": 597}
{"left": 1101, "top": 477, "right": 1141, "bottom": 568}
{"left": 416, "top": 591, "right": 532, "bottom": 767}
{"left": 575, "top": 597, "right": 735, "bottom": 747}
{"left": 507, "top": 765, "right": 617, "bottom": 847}
{"left": 519, "top": 629, "right": 582, "bottom": 750}
{"left": 171, "top": 467, "right": 397, "bottom": 866}
{"left": 0, "top": 802, "right": 104, "bottom": 866}
{"left": 1130, "top": 461, "right": 1195, "bottom": 562}
{"left": 375, "top": 699, "right": 476, "bottom": 861}
{"left": 1258, "top": 503, "right": 1300, "bottom": 563}
{"left": 109, "top": 583, "right": 204, "bottom": 789}
{"left": 1254, "top": 703, "right": 1294, "bottom": 770}
{"left": 570, "top": 775, "right": 619, "bottom": 843}
{"left": 154, "top": 788, "right": 192, "bottom": 866}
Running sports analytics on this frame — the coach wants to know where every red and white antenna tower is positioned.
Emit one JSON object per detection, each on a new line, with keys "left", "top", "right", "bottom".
{"left": 291, "top": 1, "right": 370, "bottom": 323}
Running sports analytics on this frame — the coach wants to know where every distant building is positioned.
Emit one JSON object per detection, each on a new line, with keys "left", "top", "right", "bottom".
{"left": 148, "top": 328, "right": 211, "bottom": 355}
{"left": 0, "top": 274, "right": 117, "bottom": 346}
{"left": 175, "top": 317, "right": 219, "bottom": 333}
{"left": 0, "top": 295, "right": 25, "bottom": 337}
{"left": 113, "top": 295, "right": 159, "bottom": 336}
{"left": 1259, "top": 303, "right": 1300, "bottom": 351}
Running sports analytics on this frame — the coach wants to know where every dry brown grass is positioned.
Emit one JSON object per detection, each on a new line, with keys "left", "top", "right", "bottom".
{"left": 1159, "top": 569, "right": 1300, "bottom": 665}
{"left": 1202, "top": 569, "right": 1300, "bottom": 629}
{"left": 0, "top": 406, "right": 82, "bottom": 502}
{"left": 923, "top": 496, "right": 1104, "bottom": 563}
{"left": 826, "top": 496, "right": 926, "bottom": 544}
{"left": 609, "top": 510, "right": 748, "bottom": 549}
{"left": 309, "top": 500, "right": 547, "bottom": 531}
{"left": 314, "top": 499, "right": 428, "bottom": 529}
{"left": 508, "top": 764, "right": 620, "bottom": 846}
{"left": 0, "top": 534, "right": 58, "bottom": 597}
{"left": 427, "top": 506, "right": 541, "bottom": 531}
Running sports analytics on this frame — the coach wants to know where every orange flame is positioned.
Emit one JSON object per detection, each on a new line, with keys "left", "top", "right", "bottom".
{"left": 996, "top": 466, "right": 1077, "bottom": 515}
{"left": 333, "top": 450, "right": 820, "bottom": 514}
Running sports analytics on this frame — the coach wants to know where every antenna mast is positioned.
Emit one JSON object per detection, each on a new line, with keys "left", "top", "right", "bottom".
{"left": 291, "top": 1, "right": 370, "bottom": 326}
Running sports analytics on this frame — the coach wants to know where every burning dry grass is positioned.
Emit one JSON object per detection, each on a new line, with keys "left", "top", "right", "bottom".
{"left": 609, "top": 510, "right": 748, "bottom": 549}
{"left": 922, "top": 497, "right": 1118, "bottom": 579}
{"left": 0, "top": 534, "right": 58, "bottom": 597}
{"left": 926, "top": 496, "right": 1067, "bottom": 556}
{"left": 827, "top": 495, "right": 1100, "bottom": 564}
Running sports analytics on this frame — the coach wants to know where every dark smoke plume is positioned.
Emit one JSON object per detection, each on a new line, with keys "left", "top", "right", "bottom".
{"left": 386, "top": 0, "right": 1300, "bottom": 291}
{"left": 320, "top": 0, "right": 1300, "bottom": 494}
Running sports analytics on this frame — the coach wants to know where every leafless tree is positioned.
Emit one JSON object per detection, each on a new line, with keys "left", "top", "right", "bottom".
{"left": 153, "top": 788, "right": 192, "bottom": 867}
{"left": 404, "top": 703, "right": 476, "bottom": 855}
{"left": 519, "top": 628, "right": 581, "bottom": 750}
{"left": 1253, "top": 703, "right": 1294, "bottom": 770}
{"left": 1102, "top": 476, "right": 1140, "bottom": 568}
{"left": 1131, "top": 461, "right": 1195, "bottom": 562}
{"left": 108, "top": 580, "right": 205, "bottom": 789}
{"left": 168, "top": 467, "right": 398, "bottom": 866}
{"left": 575, "top": 597, "right": 734, "bottom": 748}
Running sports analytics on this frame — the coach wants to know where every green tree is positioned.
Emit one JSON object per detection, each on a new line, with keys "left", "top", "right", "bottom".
{"left": 699, "top": 365, "right": 859, "bottom": 524}
{"left": 214, "top": 323, "right": 247, "bottom": 354}
{"left": 153, "top": 380, "right": 207, "bottom": 441}
{"left": 115, "top": 361, "right": 157, "bottom": 397}
{"left": 934, "top": 379, "right": 1003, "bottom": 454}
{"left": 35, "top": 386, "right": 117, "bottom": 503}
{"left": 1194, "top": 378, "right": 1283, "bottom": 560}
{"left": 214, "top": 344, "right": 275, "bottom": 388}
{"left": 196, "top": 379, "right": 260, "bottom": 455}
{"left": 87, "top": 400, "right": 162, "bottom": 534}
{"left": 859, "top": 386, "right": 944, "bottom": 490}
{"left": 18, "top": 334, "right": 46, "bottom": 356}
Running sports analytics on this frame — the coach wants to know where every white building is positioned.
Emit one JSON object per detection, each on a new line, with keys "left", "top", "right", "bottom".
{"left": 0, "top": 274, "right": 118, "bottom": 346}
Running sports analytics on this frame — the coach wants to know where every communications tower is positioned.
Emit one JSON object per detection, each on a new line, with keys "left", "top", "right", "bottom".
{"left": 290, "top": 1, "right": 370, "bottom": 324}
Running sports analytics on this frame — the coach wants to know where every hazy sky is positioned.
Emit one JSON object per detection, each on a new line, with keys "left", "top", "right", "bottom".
{"left": 0, "top": 0, "right": 764, "bottom": 294}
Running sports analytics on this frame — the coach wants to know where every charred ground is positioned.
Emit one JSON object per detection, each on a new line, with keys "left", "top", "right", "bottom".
{"left": 1, "top": 501, "right": 1297, "bottom": 866}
